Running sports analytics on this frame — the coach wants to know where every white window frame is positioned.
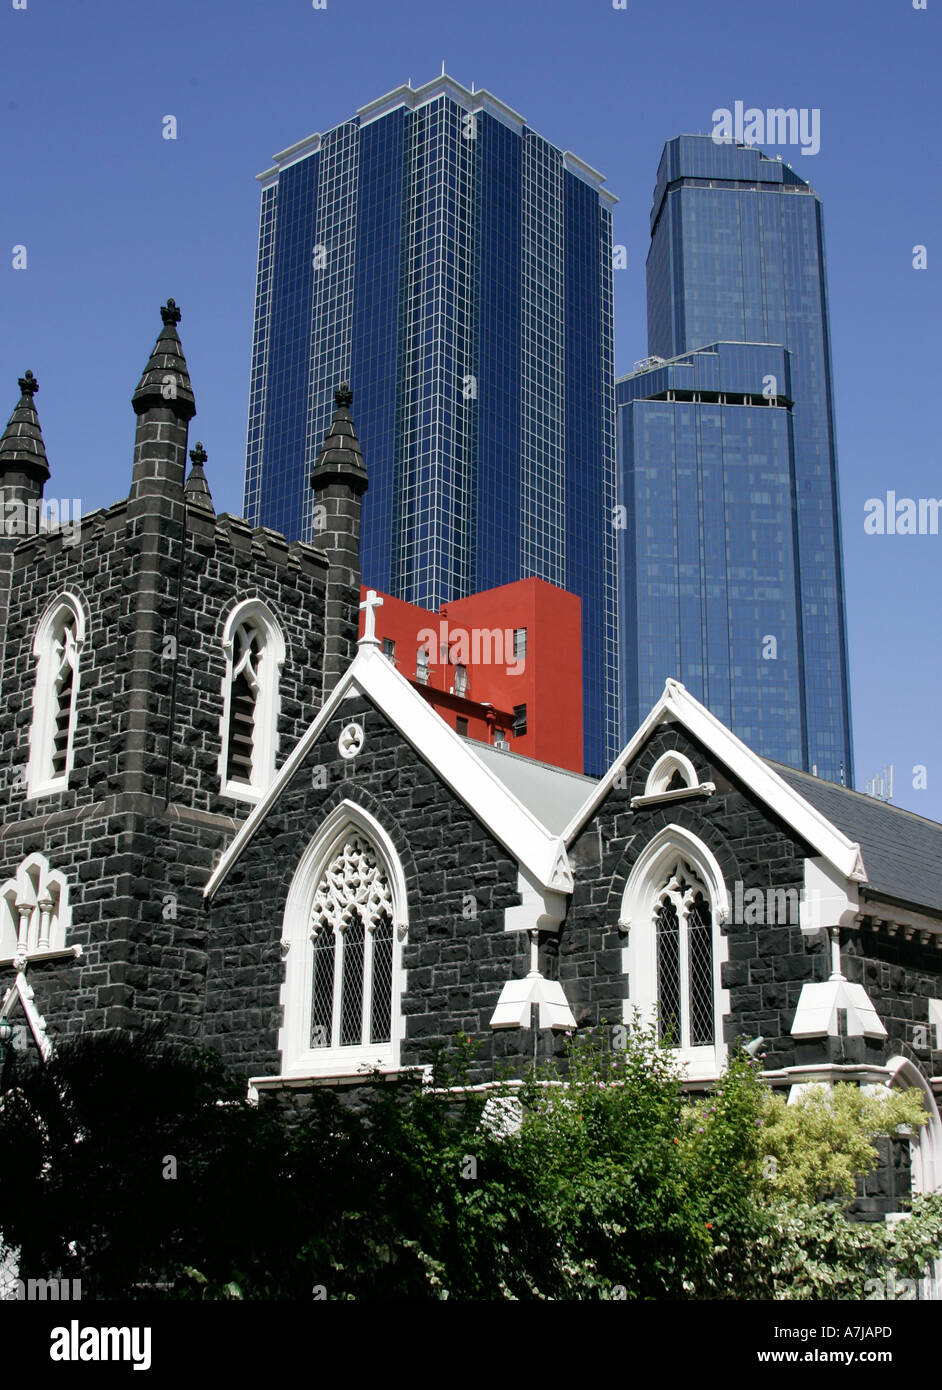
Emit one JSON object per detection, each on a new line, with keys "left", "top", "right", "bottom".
{"left": 620, "top": 824, "right": 730, "bottom": 1081}
{"left": 0, "top": 852, "right": 71, "bottom": 965}
{"left": 645, "top": 750, "right": 699, "bottom": 796}
{"left": 279, "top": 801, "right": 408, "bottom": 1079}
{"left": 26, "top": 594, "right": 85, "bottom": 799}
{"left": 218, "top": 599, "right": 286, "bottom": 804}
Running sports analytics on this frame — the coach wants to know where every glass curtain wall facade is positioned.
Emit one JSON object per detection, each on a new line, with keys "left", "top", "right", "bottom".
{"left": 629, "top": 135, "right": 852, "bottom": 784}
{"left": 243, "top": 76, "right": 618, "bottom": 774}
{"left": 617, "top": 343, "right": 806, "bottom": 769}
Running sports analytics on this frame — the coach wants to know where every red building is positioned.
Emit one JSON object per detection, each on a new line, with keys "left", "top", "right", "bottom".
{"left": 358, "top": 577, "right": 583, "bottom": 773}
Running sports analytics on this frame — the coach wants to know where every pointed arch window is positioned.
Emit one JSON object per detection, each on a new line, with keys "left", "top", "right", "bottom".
{"left": 620, "top": 825, "right": 730, "bottom": 1080}
{"left": 654, "top": 861, "right": 715, "bottom": 1049}
{"left": 280, "top": 803, "right": 407, "bottom": 1077}
{"left": 219, "top": 600, "right": 285, "bottom": 801}
{"left": 27, "top": 595, "right": 85, "bottom": 798}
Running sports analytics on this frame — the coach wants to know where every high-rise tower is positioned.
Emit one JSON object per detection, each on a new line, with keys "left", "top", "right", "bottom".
{"left": 243, "top": 74, "right": 617, "bottom": 773}
{"left": 618, "top": 136, "right": 852, "bottom": 784}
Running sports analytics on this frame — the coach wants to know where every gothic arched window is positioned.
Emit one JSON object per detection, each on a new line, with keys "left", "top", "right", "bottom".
{"left": 27, "top": 595, "right": 85, "bottom": 798}
{"left": 280, "top": 803, "right": 407, "bottom": 1078}
{"left": 309, "top": 836, "right": 395, "bottom": 1051}
{"left": 619, "top": 824, "right": 730, "bottom": 1080}
{"left": 653, "top": 861, "right": 715, "bottom": 1049}
{"left": 219, "top": 600, "right": 285, "bottom": 801}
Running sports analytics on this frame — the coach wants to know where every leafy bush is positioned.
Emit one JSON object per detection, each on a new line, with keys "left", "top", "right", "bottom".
{"left": 758, "top": 1081, "right": 928, "bottom": 1204}
{"left": 1, "top": 1025, "right": 940, "bottom": 1300}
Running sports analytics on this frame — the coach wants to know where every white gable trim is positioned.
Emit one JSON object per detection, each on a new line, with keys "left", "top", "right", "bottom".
{"left": 205, "top": 642, "right": 571, "bottom": 900}
{"left": 562, "top": 679, "right": 866, "bottom": 886}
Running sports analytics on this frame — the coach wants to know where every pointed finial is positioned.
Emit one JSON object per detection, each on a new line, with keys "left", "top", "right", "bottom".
{"left": 441, "top": 59, "right": 446, "bottom": 76}
{"left": 160, "top": 298, "right": 182, "bottom": 326}
{"left": 184, "top": 438, "right": 214, "bottom": 513}
{"left": 18, "top": 370, "right": 38, "bottom": 399}
{"left": 311, "top": 383, "right": 367, "bottom": 497}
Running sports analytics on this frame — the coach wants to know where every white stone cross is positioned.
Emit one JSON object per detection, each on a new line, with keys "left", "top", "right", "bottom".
{"left": 359, "top": 588, "right": 384, "bottom": 643}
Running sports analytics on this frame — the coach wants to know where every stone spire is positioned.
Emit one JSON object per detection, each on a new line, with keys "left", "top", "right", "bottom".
{"left": 310, "top": 383, "right": 368, "bottom": 497}
{"left": 129, "top": 299, "right": 196, "bottom": 504}
{"left": 0, "top": 370, "right": 50, "bottom": 515}
{"left": 184, "top": 440, "right": 214, "bottom": 514}
{"left": 311, "top": 384, "right": 368, "bottom": 695}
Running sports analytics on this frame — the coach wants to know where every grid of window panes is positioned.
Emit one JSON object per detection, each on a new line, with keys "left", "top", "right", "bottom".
{"left": 474, "top": 113, "right": 521, "bottom": 595}
{"left": 598, "top": 203, "right": 618, "bottom": 769}
{"left": 643, "top": 136, "right": 852, "bottom": 784}
{"left": 563, "top": 170, "right": 618, "bottom": 772}
{"left": 617, "top": 342, "right": 806, "bottom": 769}
{"left": 252, "top": 152, "right": 320, "bottom": 539}
{"left": 301, "top": 121, "right": 360, "bottom": 540}
{"left": 394, "top": 97, "right": 475, "bottom": 607}
{"left": 352, "top": 111, "right": 407, "bottom": 592}
{"left": 520, "top": 132, "right": 565, "bottom": 592}
{"left": 245, "top": 83, "right": 619, "bottom": 775}
{"left": 243, "top": 183, "right": 278, "bottom": 527}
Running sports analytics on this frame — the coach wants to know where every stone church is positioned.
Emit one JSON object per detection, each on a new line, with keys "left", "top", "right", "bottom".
{"left": 1, "top": 302, "right": 941, "bottom": 1219}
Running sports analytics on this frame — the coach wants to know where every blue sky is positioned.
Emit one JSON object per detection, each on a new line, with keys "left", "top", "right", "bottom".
{"left": 2, "top": 0, "right": 939, "bottom": 815}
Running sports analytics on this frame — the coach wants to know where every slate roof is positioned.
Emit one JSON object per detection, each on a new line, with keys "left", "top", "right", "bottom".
{"left": 770, "top": 761, "right": 942, "bottom": 917}
{"left": 463, "top": 740, "right": 597, "bottom": 835}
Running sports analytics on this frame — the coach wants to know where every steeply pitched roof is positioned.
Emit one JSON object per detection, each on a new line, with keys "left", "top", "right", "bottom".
{"left": 562, "top": 679, "right": 866, "bottom": 884}
{"left": 465, "top": 740, "right": 596, "bottom": 835}
{"left": 771, "top": 762, "right": 942, "bottom": 917}
{"left": 204, "top": 639, "right": 573, "bottom": 900}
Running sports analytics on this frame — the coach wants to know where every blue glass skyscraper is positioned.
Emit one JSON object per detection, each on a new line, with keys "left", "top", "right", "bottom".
{"left": 618, "top": 136, "right": 852, "bottom": 784}
{"left": 244, "top": 75, "right": 617, "bottom": 774}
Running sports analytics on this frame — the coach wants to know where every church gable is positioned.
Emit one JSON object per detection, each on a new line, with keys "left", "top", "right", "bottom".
{"left": 561, "top": 716, "right": 819, "bottom": 1076}
{"left": 203, "top": 682, "right": 531, "bottom": 1084}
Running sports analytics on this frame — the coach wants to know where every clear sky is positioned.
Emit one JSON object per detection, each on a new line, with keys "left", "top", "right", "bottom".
{"left": 2, "top": 0, "right": 939, "bottom": 816}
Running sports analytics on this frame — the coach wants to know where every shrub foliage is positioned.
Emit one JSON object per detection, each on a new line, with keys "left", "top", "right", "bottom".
{"left": 0, "top": 1025, "right": 939, "bottom": 1300}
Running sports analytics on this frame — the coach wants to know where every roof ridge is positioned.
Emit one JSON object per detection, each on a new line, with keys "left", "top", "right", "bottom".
{"left": 767, "top": 759, "right": 942, "bottom": 833}
{"left": 463, "top": 737, "right": 596, "bottom": 784}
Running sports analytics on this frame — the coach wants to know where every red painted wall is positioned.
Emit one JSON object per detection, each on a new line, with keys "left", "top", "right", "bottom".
{"left": 357, "top": 578, "right": 583, "bottom": 772}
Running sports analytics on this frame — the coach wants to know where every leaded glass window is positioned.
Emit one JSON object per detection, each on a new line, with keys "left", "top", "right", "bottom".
{"left": 653, "top": 861, "right": 715, "bottom": 1049}
{"left": 309, "top": 835, "right": 395, "bottom": 1051}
